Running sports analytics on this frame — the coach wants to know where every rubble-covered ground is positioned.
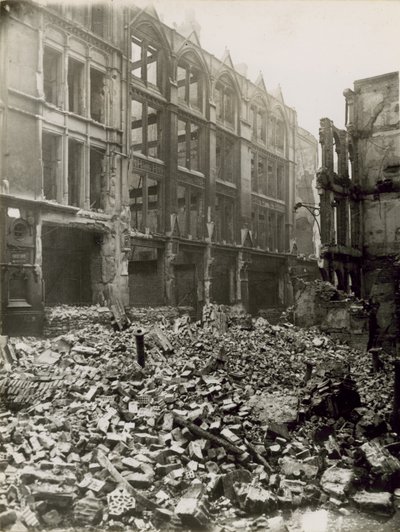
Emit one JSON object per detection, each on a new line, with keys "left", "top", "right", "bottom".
{"left": 1, "top": 306, "right": 400, "bottom": 531}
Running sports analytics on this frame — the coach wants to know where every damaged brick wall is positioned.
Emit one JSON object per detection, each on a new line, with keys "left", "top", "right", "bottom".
{"left": 346, "top": 72, "right": 400, "bottom": 345}
{"left": 293, "top": 279, "right": 369, "bottom": 348}
{"left": 318, "top": 72, "right": 399, "bottom": 347}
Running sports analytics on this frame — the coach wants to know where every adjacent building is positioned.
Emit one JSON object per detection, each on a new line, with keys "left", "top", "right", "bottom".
{"left": 318, "top": 71, "right": 400, "bottom": 348}
{"left": 0, "top": 0, "right": 317, "bottom": 334}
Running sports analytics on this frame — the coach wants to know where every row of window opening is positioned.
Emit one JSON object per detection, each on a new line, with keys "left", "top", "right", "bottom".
{"left": 43, "top": 47, "right": 105, "bottom": 123}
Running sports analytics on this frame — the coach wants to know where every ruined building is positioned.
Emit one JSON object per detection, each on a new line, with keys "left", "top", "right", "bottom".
{"left": 0, "top": 1, "right": 317, "bottom": 334}
{"left": 318, "top": 71, "right": 400, "bottom": 347}
{"left": 294, "top": 126, "right": 319, "bottom": 257}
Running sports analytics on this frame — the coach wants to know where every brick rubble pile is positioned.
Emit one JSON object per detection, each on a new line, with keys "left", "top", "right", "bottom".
{"left": 0, "top": 306, "right": 399, "bottom": 530}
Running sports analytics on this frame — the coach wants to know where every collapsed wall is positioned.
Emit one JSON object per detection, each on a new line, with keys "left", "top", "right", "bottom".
{"left": 293, "top": 279, "right": 369, "bottom": 349}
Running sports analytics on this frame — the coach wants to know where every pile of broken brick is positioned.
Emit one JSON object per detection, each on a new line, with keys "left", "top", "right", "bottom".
{"left": 0, "top": 306, "right": 400, "bottom": 530}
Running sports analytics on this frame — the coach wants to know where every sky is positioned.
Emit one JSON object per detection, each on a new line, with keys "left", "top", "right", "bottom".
{"left": 133, "top": 0, "right": 400, "bottom": 139}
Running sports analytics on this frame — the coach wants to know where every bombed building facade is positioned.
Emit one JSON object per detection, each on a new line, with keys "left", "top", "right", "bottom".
{"left": 0, "top": 1, "right": 317, "bottom": 334}
{"left": 318, "top": 71, "right": 400, "bottom": 347}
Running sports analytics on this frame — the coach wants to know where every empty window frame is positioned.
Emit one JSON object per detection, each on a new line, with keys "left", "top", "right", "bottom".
{"left": 215, "top": 79, "right": 235, "bottom": 127}
{"left": 177, "top": 118, "right": 201, "bottom": 172}
{"left": 216, "top": 131, "right": 235, "bottom": 183}
{"left": 277, "top": 213, "right": 285, "bottom": 252}
{"left": 177, "top": 59, "right": 202, "bottom": 110}
{"left": 250, "top": 104, "right": 266, "bottom": 143}
{"left": 68, "top": 139, "right": 83, "bottom": 207}
{"left": 268, "top": 116, "right": 275, "bottom": 147}
{"left": 68, "top": 58, "right": 84, "bottom": 115}
{"left": 42, "top": 132, "right": 61, "bottom": 201}
{"left": 129, "top": 172, "right": 161, "bottom": 233}
{"left": 90, "top": 68, "right": 105, "bottom": 123}
{"left": 91, "top": 4, "right": 106, "bottom": 38}
{"left": 267, "top": 160, "right": 277, "bottom": 198}
{"left": 276, "top": 120, "right": 285, "bottom": 152}
{"left": 177, "top": 184, "right": 203, "bottom": 239}
{"left": 215, "top": 194, "right": 235, "bottom": 243}
{"left": 258, "top": 155, "right": 268, "bottom": 196}
{"left": 277, "top": 163, "right": 285, "bottom": 200}
{"left": 131, "top": 36, "right": 161, "bottom": 88}
{"left": 251, "top": 151, "right": 268, "bottom": 195}
{"left": 90, "top": 147, "right": 105, "bottom": 210}
{"left": 131, "top": 97, "right": 162, "bottom": 159}
{"left": 43, "top": 47, "right": 62, "bottom": 106}
{"left": 251, "top": 151, "right": 257, "bottom": 192}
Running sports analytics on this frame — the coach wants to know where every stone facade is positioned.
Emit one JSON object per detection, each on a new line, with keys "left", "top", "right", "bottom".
{"left": 318, "top": 71, "right": 400, "bottom": 349}
{"left": 0, "top": 1, "right": 317, "bottom": 334}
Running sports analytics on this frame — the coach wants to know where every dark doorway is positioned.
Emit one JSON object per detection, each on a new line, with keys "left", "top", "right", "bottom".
{"left": 248, "top": 270, "right": 279, "bottom": 315}
{"left": 128, "top": 259, "right": 163, "bottom": 307}
{"left": 175, "top": 264, "right": 196, "bottom": 308}
{"left": 42, "top": 226, "right": 100, "bottom": 305}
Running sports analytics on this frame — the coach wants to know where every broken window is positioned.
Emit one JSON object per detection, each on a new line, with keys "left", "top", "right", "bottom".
{"left": 251, "top": 151, "right": 257, "bottom": 192}
{"left": 131, "top": 35, "right": 163, "bottom": 90}
{"left": 177, "top": 58, "right": 203, "bottom": 111}
{"left": 42, "top": 132, "right": 61, "bottom": 201}
{"left": 215, "top": 195, "right": 235, "bottom": 243}
{"left": 189, "top": 188, "right": 203, "bottom": 239}
{"left": 131, "top": 97, "right": 162, "bottom": 159}
{"left": 216, "top": 132, "right": 235, "bottom": 183}
{"left": 129, "top": 173, "right": 143, "bottom": 230}
{"left": 177, "top": 118, "right": 201, "bottom": 172}
{"left": 250, "top": 102, "right": 266, "bottom": 143}
{"left": 267, "top": 160, "right": 276, "bottom": 198}
{"left": 68, "top": 139, "right": 83, "bottom": 207}
{"left": 258, "top": 155, "right": 268, "bottom": 196}
{"left": 147, "top": 177, "right": 159, "bottom": 233}
{"left": 90, "top": 147, "right": 105, "bottom": 210}
{"left": 177, "top": 184, "right": 203, "bottom": 238}
{"left": 177, "top": 185, "right": 187, "bottom": 236}
{"left": 215, "top": 77, "right": 235, "bottom": 127}
{"left": 268, "top": 116, "right": 275, "bottom": 147}
{"left": 43, "top": 47, "right": 61, "bottom": 106}
{"left": 251, "top": 151, "right": 268, "bottom": 195}
{"left": 91, "top": 4, "right": 106, "bottom": 38}
{"left": 275, "top": 119, "right": 285, "bottom": 152}
{"left": 90, "top": 68, "right": 105, "bottom": 123}
{"left": 277, "top": 164, "right": 285, "bottom": 200}
{"left": 128, "top": 173, "right": 160, "bottom": 233}
{"left": 68, "top": 58, "right": 84, "bottom": 115}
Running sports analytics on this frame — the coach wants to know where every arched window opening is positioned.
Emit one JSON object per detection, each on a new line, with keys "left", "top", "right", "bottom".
{"left": 268, "top": 112, "right": 286, "bottom": 153}
{"left": 276, "top": 119, "right": 285, "bottom": 152}
{"left": 131, "top": 26, "right": 166, "bottom": 92}
{"left": 177, "top": 55, "right": 205, "bottom": 112}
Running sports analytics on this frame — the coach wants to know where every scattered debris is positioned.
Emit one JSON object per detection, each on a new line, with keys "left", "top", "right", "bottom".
{"left": 0, "top": 305, "right": 399, "bottom": 530}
